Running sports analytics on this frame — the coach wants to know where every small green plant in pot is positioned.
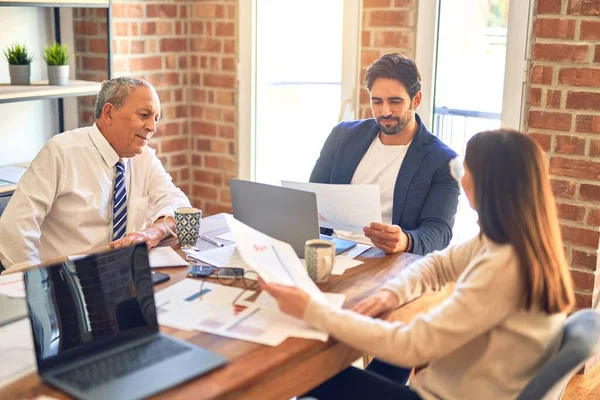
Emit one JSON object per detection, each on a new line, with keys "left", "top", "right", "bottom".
{"left": 43, "top": 43, "right": 71, "bottom": 86}
{"left": 3, "top": 43, "right": 34, "bottom": 85}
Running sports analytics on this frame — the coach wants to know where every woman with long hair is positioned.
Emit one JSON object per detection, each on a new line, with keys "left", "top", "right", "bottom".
{"left": 261, "top": 129, "right": 575, "bottom": 399}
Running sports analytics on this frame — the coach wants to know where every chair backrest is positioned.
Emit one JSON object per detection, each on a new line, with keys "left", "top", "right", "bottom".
{"left": 0, "top": 195, "right": 10, "bottom": 217}
{"left": 517, "top": 309, "right": 600, "bottom": 400}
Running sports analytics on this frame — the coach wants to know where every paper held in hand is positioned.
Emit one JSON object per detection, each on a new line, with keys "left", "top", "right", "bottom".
{"left": 281, "top": 181, "right": 382, "bottom": 233}
{"left": 225, "top": 215, "right": 328, "bottom": 304}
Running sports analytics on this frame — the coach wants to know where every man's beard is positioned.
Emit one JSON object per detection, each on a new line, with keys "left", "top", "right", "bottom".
{"left": 377, "top": 111, "right": 412, "bottom": 135}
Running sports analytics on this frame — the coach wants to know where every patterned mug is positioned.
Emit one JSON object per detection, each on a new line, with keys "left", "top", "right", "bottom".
{"left": 304, "top": 239, "right": 335, "bottom": 283}
{"left": 165, "top": 207, "right": 202, "bottom": 248}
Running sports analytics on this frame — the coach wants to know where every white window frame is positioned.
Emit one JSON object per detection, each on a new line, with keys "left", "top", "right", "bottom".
{"left": 414, "top": 0, "right": 439, "bottom": 129}
{"left": 501, "top": 0, "right": 534, "bottom": 130}
{"left": 237, "top": 0, "right": 361, "bottom": 181}
{"left": 414, "top": 0, "right": 533, "bottom": 131}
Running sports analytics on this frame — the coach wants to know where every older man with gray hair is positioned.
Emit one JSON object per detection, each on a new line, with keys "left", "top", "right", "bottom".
{"left": 0, "top": 77, "right": 190, "bottom": 270}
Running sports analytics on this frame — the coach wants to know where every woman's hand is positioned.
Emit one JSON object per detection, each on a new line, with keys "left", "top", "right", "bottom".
{"left": 258, "top": 278, "right": 311, "bottom": 320}
{"left": 352, "top": 289, "right": 400, "bottom": 317}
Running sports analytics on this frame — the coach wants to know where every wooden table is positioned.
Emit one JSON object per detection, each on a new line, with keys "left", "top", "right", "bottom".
{"left": 0, "top": 213, "right": 451, "bottom": 400}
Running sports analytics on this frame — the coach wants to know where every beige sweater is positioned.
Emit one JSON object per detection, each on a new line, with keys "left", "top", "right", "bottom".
{"left": 304, "top": 234, "right": 566, "bottom": 400}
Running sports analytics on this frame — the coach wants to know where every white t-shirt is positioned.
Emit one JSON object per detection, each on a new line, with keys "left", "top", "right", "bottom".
{"left": 335, "top": 135, "right": 411, "bottom": 244}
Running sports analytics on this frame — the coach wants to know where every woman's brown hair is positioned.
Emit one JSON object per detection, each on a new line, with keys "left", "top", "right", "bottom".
{"left": 465, "top": 129, "right": 574, "bottom": 314}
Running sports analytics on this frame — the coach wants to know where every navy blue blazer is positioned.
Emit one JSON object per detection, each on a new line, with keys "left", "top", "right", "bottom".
{"left": 309, "top": 114, "right": 460, "bottom": 255}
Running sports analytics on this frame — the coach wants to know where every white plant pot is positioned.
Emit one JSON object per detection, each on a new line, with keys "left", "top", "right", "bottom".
{"left": 8, "top": 64, "right": 31, "bottom": 85}
{"left": 48, "top": 65, "right": 69, "bottom": 86}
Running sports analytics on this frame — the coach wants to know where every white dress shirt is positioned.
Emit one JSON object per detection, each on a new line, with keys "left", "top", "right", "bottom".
{"left": 0, "top": 124, "right": 191, "bottom": 269}
{"left": 335, "top": 135, "right": 411, "bottom": 244}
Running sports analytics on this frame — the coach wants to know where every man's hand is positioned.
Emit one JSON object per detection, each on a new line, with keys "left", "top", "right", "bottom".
{"left": 110, "top": 226, "right": 165, "bottom": 249}
{"left": 352, "top": 289, "right": 400, "bottom": 317}
{"left": 258, "top": 278, "right": 310, "bottom": 320}
{"left": 363, "top": 222, "right": 407, "bottom": 254}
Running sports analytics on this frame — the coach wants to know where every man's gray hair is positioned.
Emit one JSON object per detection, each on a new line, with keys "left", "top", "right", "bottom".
{"left": 94, "top": 77, "right": 154, "bottom": 119}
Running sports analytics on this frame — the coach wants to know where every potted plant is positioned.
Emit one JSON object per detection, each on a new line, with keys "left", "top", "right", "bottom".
{"left": 43, "top": 42, "right": 71, "bottom": 86}
{"left": 3, "top": 43, "right": 34, "bottom": 85}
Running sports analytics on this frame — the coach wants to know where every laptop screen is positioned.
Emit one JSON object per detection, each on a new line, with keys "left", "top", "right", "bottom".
{"left": 24, "top": 244, "right": 158, "bottom": 371}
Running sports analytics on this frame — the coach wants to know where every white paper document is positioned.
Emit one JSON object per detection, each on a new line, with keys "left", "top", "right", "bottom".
{"left": 226, "top": 215, "right": 327, "bottom": 304}
{"left": 184, "top": 245, "right": 251, "bottom": 270}
{"left": 0, "top": 319, "right": 36, "bottom": 388}
{"left": 215, "top": 231, "right": 235, "bottom": 242}
{"left": 342, "top": 243, "right": 372, "bottom": 259}
{"left": 149, "top": 246, "right": 189, "bottom": 268}
{"left": 0, "top": 166, "right": 27, "bottom": 184}
{"left": 253, "top": 291, "right": 346, "bottom": 341}
{"left": 155, "top": 278, "right": 246, "bottom": 309}
{"left": 196, "top": 291, "right": 346, "bottom": 346}
{"left": 331, "top": 255, "right": 364, "bottom": 275}
{"left": 281, "top": 181, "right": 382, "bottom": 233}
{"left": 0, "top": 273, "right": 25, "bottom": 298}
{"left": 156, "top": 279, "right": 254, "bottom": 332}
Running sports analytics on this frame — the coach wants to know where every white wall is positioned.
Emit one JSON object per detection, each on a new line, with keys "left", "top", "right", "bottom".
{"left": 0, "top": 7, "right": 77, "bottom": 167}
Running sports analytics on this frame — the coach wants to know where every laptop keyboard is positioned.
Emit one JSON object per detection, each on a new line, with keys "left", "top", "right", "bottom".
{"left": 55, "top": 336, "right": 190, "bottom": 392}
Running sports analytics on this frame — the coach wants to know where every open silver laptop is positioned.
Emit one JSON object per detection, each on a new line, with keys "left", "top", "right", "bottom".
{"left": 230, "top": 179, "right": 356, "bottom": 257}
{"left": 24, "top": 244, "right": 227, "bottom": 400}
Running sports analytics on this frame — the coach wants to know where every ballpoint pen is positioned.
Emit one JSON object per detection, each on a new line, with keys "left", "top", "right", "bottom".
{"left": 199, "top": 234, "right": 225, "bottom": 247}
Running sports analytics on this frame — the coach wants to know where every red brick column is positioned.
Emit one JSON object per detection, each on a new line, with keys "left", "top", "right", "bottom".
{"left": 189, "top": 0, "right": 237, "bottom": 215}
{"left": 359, "top": 0, "right": 418, "bottom": 118}
{"left": 525, "top": 0, "right": 600, "bottom": 310}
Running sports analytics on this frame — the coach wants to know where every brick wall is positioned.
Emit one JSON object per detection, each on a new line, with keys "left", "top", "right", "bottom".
{"left": 525, "top": 0, "right": 600, "bottom": 310}
{"left": 359, "top": 0, "right": 418, "bottom": 119}
{"left": 189, "top": 1, "right": 237, "bottom": 215}
{"left": 72, "top": 0, "right": 237, "bottom": 211}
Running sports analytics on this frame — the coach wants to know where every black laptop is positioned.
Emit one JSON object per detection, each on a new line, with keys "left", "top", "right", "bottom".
{"left": 23, "top": 244, "right": 227, "bottom": 400}
{"left": 230, "top": 179, "right": 357, "bottom": 257}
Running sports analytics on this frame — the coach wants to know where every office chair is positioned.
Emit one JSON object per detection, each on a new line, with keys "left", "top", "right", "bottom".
{"left": 517, "top": 308, "right": 600, "bottom": 400}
